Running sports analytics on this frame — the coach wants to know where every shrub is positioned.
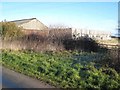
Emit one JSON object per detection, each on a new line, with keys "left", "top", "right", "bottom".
{"left": 0, "top": 21, "right": 23, "bottom": 40}
{"left": 63, "top": 36, "right": 104, "bottom": 52}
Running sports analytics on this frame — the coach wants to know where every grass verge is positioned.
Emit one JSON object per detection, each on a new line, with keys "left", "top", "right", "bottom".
{"left": 1, "top": 49, "right": 120, "bottom": 89}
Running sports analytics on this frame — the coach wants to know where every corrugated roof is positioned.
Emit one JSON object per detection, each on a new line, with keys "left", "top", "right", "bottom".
{"left": 11, "top": 18, "right": 36, "bottom": 25}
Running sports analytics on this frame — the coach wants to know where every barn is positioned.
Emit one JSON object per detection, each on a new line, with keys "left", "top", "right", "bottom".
{"left": 11, "top": 18, "right": 48, "bottom": 30}
{"left": 11, "top": 18, "right": 49, "bottom": 36}
{"left": 11, "top": 18, "right": 72, "bottom": 39}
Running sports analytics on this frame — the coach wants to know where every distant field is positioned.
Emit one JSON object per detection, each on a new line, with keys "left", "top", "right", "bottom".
{"left": 97, "top": 38, "right": 119, "bottom": 44}
{"left": 2, "top": 50, "right": 120, "bottom": 89}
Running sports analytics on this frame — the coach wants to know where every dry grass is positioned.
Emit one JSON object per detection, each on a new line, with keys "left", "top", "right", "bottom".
{"left": 2, "top": 34, "right": 106, "bottom": 53}
{"left": 97, "top": 38, "right": 119, "bottom": 45}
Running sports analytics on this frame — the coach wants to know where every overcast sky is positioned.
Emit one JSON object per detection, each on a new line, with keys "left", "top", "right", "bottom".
{"left": 1, "top": 2, "right": 118, "bottom": 35}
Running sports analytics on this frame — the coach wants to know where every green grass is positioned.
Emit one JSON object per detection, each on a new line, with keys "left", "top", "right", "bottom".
{"left": 1, "top": 49, "right": 120, "bottom": 89}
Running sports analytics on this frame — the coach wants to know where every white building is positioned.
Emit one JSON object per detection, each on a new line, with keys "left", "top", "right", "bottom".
{"left": 72, "top": 28, "right": 111, "bottom": 40}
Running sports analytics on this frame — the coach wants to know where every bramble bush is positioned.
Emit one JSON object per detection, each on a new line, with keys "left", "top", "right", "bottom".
{"left": 0, "top": 21, "right": 23, "bottom": 40}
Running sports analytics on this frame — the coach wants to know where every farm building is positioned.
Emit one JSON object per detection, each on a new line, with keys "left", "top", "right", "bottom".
{"left": 10, "top": 18, "right": 72, "bottom": 38}
{"left": 10, "top": 18, "right": 111, "bottom": 40}
{"left": 11, "top": 18, "right": 48, "bottom": 30}
{"left": 11, "top": 18, "right": 49, "bottom": 36}
{"left": 72, "top": 28, "right": 111, "bottom": 40}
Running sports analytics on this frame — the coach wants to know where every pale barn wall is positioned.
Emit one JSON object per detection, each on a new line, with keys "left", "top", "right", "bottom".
{"left": 19, "top": 19, "right": 48, "bottom": 30}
